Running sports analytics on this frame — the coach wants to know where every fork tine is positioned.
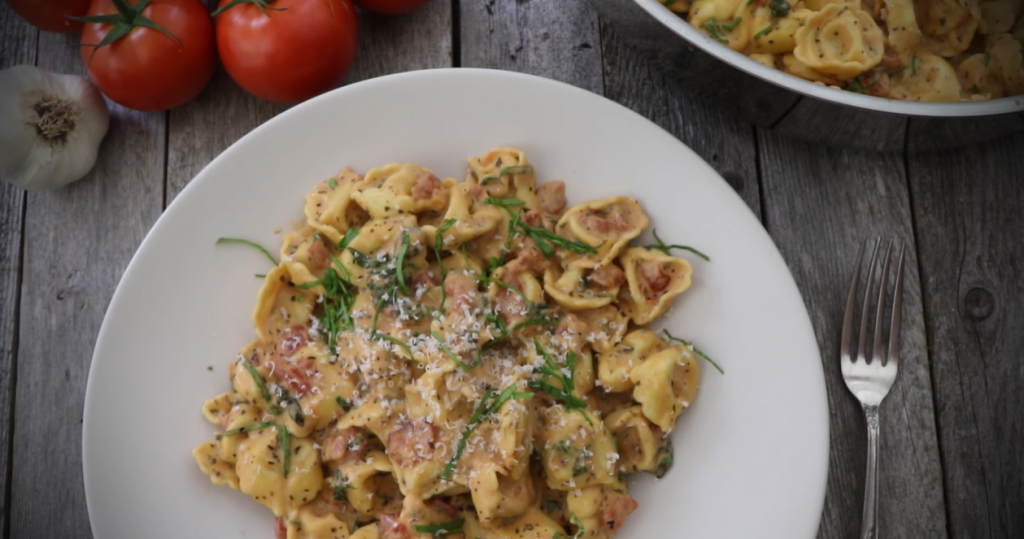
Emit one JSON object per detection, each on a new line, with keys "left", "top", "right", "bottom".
{"left": 872, "top": 239, "right": 895, "bottom": 364}
{"left": 857, "top": 238, "right": 882, "bottom": 363}
{"left": 887, "top": 244, "right": 907, "bottom": 366}
{"left": 841, "top": 240, "right": 867, "bottom": 362}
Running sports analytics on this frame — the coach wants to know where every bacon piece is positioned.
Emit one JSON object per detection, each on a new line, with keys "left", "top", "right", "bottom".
{"left": 274, "top": 516, "right": 287, "bottom": 539}
{"left": 444, "top": 272, "right": 478, "bottom": 310}
{"left": 537, "top": 181, "right": 567, "bottom": 218}
{"left": 861, "top": 68, "right": 891, "bottom": 98}
{"left": 387, "top": 420, "right": 436, "bottom": 467}
{"left": 412, "top": 173, "right": 443, "bottom": 201}
{"left": 589, "top": 264, "right": 625, "bottom": 290}
{"left": 601, "top": 492, "right": 639, "bottom": 531}
{"left": 306, "top": 237, "right": 331, "bottom": 269}
{"left": 639, "top": 261, "right": 671, "bottom": 299}
{"left": 579, "top": 208, "right": 630, "bottom": 234}
{"left": 429, "top": 497, "right": 460, "bottom": 517}
{"left": 277, "top": 325, "right": 309, "bottom": 355}
{"left": 522, "top": 209, "right": 548, "bottom": 230}
{"left": 322, "top": 428, "right": 370, "bottom": 462}
{"left": 379, "top": 514, "right": 410, "bottom": 539}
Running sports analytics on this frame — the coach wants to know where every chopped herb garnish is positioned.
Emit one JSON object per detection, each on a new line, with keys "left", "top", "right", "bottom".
{"left": 396, "top": 231, "right": 411, "bottom": 296}
{"left": 554, "top": 513, "right": 586, "bottom": 539}
{"left": 241, "top": 359, "right": 283, "bottom": 414}
{"left": 663, "top": 329, "right": 725, "bottom": 374}
{"left": 484, "top": 197, "right": 526, "bottom": 207}
{"left": 218, "top": 420, "right": 276, "bottom": 439}
{"left": 294, "top": 295, "right": 305, "bottom": 302}
{"left": 299, "top": 256, "right": 356, "bottom": 355}
{"left": 331, "top": 469, "right": 350, "bottom": 500}
{"left": 371, "top": 284, "right": 397, "bottom": 337}
{"left": 983, "top": 52, "right": 990, "bottom": 67}
{"left": 328, "top": 178, "right": 338, "bottom": 189}
{"left": 972, "top": 84, "right": 981, "bottom": 95}
{"left": 278, "top": 425, "right": 292, "bottom": 477}
{"left": 255, "top": 273, "right": 266, "bottom": 278}
{"left": 285, "top": 398, "right": 305, "bottom": 427}
{"left": 653, "top": 437, "right": 675, "bottom": 478}
{"left": 338, "top": 228, "right": 359, "bottom": 250}
{"left": 432, "top": 331, "right": 479, "bottom": 370}
{"left": 528, "top": 340, "right": 591, "bottom": 424}
{"left": 336, "top": 396, "right": 353, "bottom": 412}
{"left": 541, "top": 498, "right": 563, "bottom": 514}
{"left": 216, "top": 237, "right": 278, "bottom": 266}
{"left": 435, "top": 219, "right": 458, "bottom": 312}
{"left": 487, "top": 199, "right": 597, "bottom": 258}
{"left": 480, "top": 164, "right": 534, "bottom": 185}
{"left": 769, "top": 0, "right": 789, "bottom": 16}
{"left": 379, "top": 334, "right": 417, "bottom": 361}
{"left": 207, "top": 365, "right": 214, "bottom": 371}
{"left": 645, "top": 229, "right": 710, "bottom": 260}
{"left": 911, "top": 55, "right": 919, "bottom": 76}
{"left": 442, "top": 385, "right": 533, "bottom": 480}
{"left": 414, "top": 519, "right": 465, "bottom": 536}
{"left": 754, "top": 23, "right": 774, "bottom": 39}
{"left": 704, "top": 17, "right": 742, "bottom": 44}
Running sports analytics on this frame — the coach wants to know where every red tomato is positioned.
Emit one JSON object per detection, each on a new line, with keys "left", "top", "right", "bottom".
{"left": 352, "top": 0, "right": 433, "bottom": 14}
{"left": 80, "top": 0, "right": 215, "bottom": 111}
{"left": 5, "top": 0, "right": 92, "bottom": 32}
{"left": 215, "top": 0, "right": 359, "bottom": 104}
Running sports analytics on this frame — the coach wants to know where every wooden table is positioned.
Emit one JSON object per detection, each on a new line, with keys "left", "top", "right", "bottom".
{"left": 1, "top": 1, "right": 1022, "bottom": 538}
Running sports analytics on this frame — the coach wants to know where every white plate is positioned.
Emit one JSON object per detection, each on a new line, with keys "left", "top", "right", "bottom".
{"left": 83, "top": 68, "right": 828, "bottom": 539}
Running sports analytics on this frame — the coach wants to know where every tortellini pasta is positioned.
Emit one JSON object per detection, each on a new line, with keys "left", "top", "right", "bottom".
{"left": 195, "top": 149, "right": 713, "bottom": 539}
{"left": 660, "top": 0, "right": 1024, "bottom": 100}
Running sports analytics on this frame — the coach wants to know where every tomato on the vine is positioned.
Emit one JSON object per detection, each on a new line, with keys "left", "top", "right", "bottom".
{"left": 352, "top": 0, "right": 433, "bottom": 14}
{"left": 214, "top": 0, "right": 359, "bottom": 104}
{"left": 5, "top": 0, "right": 92, "bottom": 32}
{"left": 79, "top": 0, "right": 215, "bottom": 111}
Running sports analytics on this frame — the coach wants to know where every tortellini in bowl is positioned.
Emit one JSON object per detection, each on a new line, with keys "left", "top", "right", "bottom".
{"left": 195, "top": 148, "right": 715, "bottom": 539}
{"left": 659, "top": 0, "right": 1024, "bottom": 101}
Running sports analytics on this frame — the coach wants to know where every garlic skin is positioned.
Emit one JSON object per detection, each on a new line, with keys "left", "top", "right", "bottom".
{"left": 0, "top": 65, "right": 110, "bottom": 191}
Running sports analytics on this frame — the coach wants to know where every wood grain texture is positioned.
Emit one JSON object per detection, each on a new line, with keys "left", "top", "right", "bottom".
{"left": 908, "top": 133, "right": 1024, "bottom": 539}
{"left": 460, "top": 0, "right": 602, "bottom": 93}
{"left": 10, "top": 32, "right": 165, "bottom": 539}
{"left": 0, "top": 7, "right": 36, "bottom": 537}
{"left": 757, "top": 131, "right": 947, "bottom": 539}
{"left": 167, "top": 0, "right": 453, "bottom": 203}
{"left": 599, "top": 21, "right": 761, "bottom": 219}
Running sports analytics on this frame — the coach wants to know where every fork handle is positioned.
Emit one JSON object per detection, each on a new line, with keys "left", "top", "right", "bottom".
{"left": 860, "top": 404, "right": 880, "bottom": 539}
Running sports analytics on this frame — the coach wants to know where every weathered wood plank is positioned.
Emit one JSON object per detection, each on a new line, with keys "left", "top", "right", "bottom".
{"left": 167, "top": 1, "right": 453, "bottom": 203}
{"left": 758, "top": 131, "right": 947, "bottom": 539}
{"left": 0, "top": 6, "right": 36, "bottom": 536}
{"left": 10, "top": 32, "right": 165, "bottom": 539}
{"left": 907, "top": 133, "right": 1024, "bottom": 539}
{"left": 598, "top": 21, "right": 761, "bottom": 219}
{"left": 460, "top": 0, "right": 602, "bottom": 93}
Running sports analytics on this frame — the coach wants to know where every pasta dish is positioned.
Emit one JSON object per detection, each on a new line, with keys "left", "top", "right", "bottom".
{"left": 193, "top": 148, "right": 712, "bottom": 539}
{"left": 659, "top": 0, "right": 1024, "bottom": 101}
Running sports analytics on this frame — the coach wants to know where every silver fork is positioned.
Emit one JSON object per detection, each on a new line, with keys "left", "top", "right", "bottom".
{"left": 840, "top": 238, "right": 906, "bottom": 539}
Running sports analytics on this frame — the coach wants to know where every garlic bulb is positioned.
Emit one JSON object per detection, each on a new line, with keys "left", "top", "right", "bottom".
{"left": 0, "top": 65, "right": 109, "bottom": 191}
